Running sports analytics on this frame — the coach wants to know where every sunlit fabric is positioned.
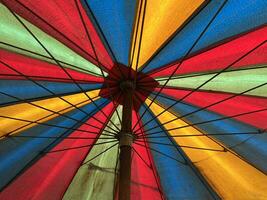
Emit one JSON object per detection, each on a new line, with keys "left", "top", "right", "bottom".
{"left": 130, "top": 0, "right": 205, "bottom": 69}
{"left": 157, "top": 68, "right": 267, "bottom": 97}
{"left": 0, "top": 0, "right": 266, "bottom": 199}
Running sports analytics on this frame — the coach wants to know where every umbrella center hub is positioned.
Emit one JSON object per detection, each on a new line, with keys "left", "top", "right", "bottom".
{"left": 99, "top": 63, "right": 159, "bottom": 110}
{"left": 120, "top": 80, "right": 135, "bottom": 92}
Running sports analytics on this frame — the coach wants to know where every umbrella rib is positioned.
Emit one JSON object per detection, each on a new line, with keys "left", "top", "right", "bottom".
{"left": 74, "top": 0, "right": 122, "bottom": 127}
{"left": 149, "top": 64, "right": 267, "bottom": 82}
{"left": 135, "top": 100, "right": 190, "bottom": 165}
{"left": 136, "top": 117, "right": 220, "bottom": 199}
{"left": 6, "top": 135, "right": 115, "bottom": 140}
{"left": 82, "top": 1, "right": 125, "bottom": 80}
{"left": 0, "top": 99, "right": 123, "bottom": 138}
{"left": 82, "top": 142, "right": 119, "bottom": 165}
{"left": 136, "top": 79, "right": 267, "bottom": 135}
{"left": 7, "top": 9, "right": 121, "bottom": 132}
{"left": 0, "top": 77, "right": 118, "bottom": 136}
{"left": 0, "top": 73, "right": 104, "bottom": 84}
{"left": 113, "top": 145, "right": 120, "bottom": 199}
{"left": 132, "top": 1, "right": 228, "bottom": 132}
{"left": 0, "top": 114, "right": 117, "bottom": 139}
{"left": 132, "top": 0, "right": 147, "bottom": 83}
{"left": 138, "top": 0, "right": 211, "bottom": 73}
{"left": 134, "top": 98, "right": 267, "bottom": 173}
{"left": 135, "top": 110, "right": 190, "bottom": 165}
{"left": 0, "top": 41, "right": 103, "bottom": 77}
{"left": 135, "top": 140, "right": 225, "bottom": 152}
{"left": 0, "top": 89, "right": 102, "bottom": 107}
{"left": 139, "top": 127, "right": 267, "bottom": 175}
{"left": 132, "top": 146, "right": 152, "bottom": 169}
{"left": 134, "top": 39, "right": 267, "bottom": 134}
{"left": 141, "top": 108, "right": 267, "bottom": 136}
{"left": 129, "top": 0, "right": 143, "bottom": 68}
{"left": 0, "top": 111, "right": 94, "bottom": 192}
{"left": 6, "top": 0, "right": 104, "bottom": 69}
{"left": 144, "top": 24, "right": 267, "bottom": 77}
{"left": 43, "top": 140, "right": 118, "bottom": 153}
{"left": 0, "top": 91, "right": 119, "bottom": 135}
{"left": 0, "top": 60, "right": 119, "bottom": 133}
{"left": 0, "top": 99, "right": 119, "bottom": 137}
{"left": 133, "top": 141, "right": 187, "bottom": 165}
{"left": 134, "top": 111, "right": 165, "bottom": 199}
{"left": 139, "top": 130, "right": 265, "bottom": 139}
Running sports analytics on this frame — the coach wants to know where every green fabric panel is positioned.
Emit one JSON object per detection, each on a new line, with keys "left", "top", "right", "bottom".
{"left": 0, "top": 4, "right": 104, "bottom": 76}
{"left": 157, "top": 67, "right": 267, "bottom": 97}
{"left": 63, "top": 106, "right": 122, "bottom": 200}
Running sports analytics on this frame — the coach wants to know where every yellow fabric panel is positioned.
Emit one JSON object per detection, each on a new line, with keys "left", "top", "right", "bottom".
{"left": 146, "top": 99, "right": 267, "bottom": 199}
{"left": 0, "top": 90, "right": 100, "bottom": 137}
{"left": 130, "top": 0, "right": 205, "bottom": 68}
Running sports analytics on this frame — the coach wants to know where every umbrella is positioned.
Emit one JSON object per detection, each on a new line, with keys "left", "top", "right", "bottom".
{"left": 0, "top": 0, "right": 267, "bottom": 199}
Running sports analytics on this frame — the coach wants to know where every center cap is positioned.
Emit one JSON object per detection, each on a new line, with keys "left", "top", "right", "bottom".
{"left": 99, "top": 63, "right": 159, "bottom": 110}
{"left": 120, "top": 80, "right": 135, "bottom": 91}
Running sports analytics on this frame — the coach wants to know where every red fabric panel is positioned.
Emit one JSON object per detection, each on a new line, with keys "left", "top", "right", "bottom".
{"left": 159, "top": 88, "right": 267, "bottom": 129}
{"left": 0, "top": 102, "right": 114, "bottom": 200}
{"left": 130, "top": 111, "right": 163, "bottom": 200}
{"left": 0, "top": 49, "right": 103, "bottom": 83}
{"left": 150, "top": 26, "right": 267, "bottom": 78}
{"left": 2, "top": 0, "right": 114, "bottom": 70}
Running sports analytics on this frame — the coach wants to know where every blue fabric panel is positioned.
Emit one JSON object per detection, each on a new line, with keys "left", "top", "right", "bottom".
{"left": 144, "top": 0, "right": 267, "bottom": 73}
{"left": 153, "top": 94, "right": 267, "bottom": 173}
{"left": 83, "top": 0, "right": 137, "bottom": 65}
{"left": 0, "top": 98, "right": 108, "bottom": 190}
{"left": 0, "top": 80, "right": 102, "bottom": 105}
{"left": 139, "top": 105, "right": 218, "bottom": 200}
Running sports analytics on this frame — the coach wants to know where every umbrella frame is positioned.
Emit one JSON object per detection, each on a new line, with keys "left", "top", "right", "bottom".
{"left": 118, "top": 80, "right": 135, "bottom": 200}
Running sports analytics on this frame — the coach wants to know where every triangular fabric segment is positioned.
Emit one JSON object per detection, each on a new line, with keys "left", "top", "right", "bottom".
{"left": 63, "top": 106, "right": 122, "bottom": 200}
{"left": 157, "top": 67, "right": 267, "bottom": 97}
{"left": 130, "top": 0, "right": 205, "bottom": 69}
{"left": 83, "top": 0, "right": 137, "bottom": 65}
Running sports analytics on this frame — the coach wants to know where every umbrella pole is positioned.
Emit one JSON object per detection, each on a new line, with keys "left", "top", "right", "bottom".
{"left": 119, "top": 81, "right": 134, "bottom": 200}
